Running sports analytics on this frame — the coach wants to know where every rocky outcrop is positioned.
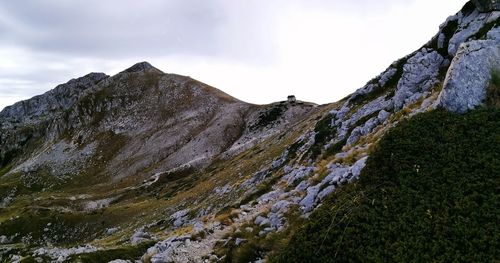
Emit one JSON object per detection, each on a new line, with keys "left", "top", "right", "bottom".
{"left": 447, "top": 10, "right": 499, "bottom": 57}
{"left": 393, "top": 48, "right": 446, "bottom": 109}
{"left": 0, "top": 72, "right": 108, "bottom": 126}
{"left": 438, "top": 33, "right": 500, "bottom": 113}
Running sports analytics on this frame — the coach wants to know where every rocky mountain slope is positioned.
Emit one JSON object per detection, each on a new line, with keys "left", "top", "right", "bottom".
{"left": 0, "top": 1, "right": 499, "bottom": 262}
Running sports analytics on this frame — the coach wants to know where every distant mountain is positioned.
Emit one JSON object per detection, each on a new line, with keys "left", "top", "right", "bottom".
{"left": 0, "top": 1, "right": 498, "bottom": 262}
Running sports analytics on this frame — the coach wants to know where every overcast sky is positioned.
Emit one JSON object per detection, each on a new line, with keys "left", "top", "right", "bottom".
{"left": 0, "top": 0, "right": 467, "bottom": 110}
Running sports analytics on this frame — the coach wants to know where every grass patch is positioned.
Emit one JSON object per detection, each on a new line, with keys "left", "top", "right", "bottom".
{"left": 215, "top": 206, "right": 305, "bottom": 263}
{"left": 285, "top": 140, "right": 305, "bottom": 162}
{"left": 68, "top": 241, "right": 155, "bottom": 262}
{"left": 0, "top": 208, "right": 111, "bottom": 245}
{"left": 486, "top": 68, "right": 500, "bottom": 108}
{"left": 305, "top": 113, "right": 336, "bottom": 160}
{"left": 0, "top": 164, "right": 12, "bottom": 177}
{"left": 251, "top": 104, "right": 288, "bottom": 131}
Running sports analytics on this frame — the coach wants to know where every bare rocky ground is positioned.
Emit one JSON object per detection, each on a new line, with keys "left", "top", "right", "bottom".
{"left": 0, "top": 1, "right": 498, "bottom": 262}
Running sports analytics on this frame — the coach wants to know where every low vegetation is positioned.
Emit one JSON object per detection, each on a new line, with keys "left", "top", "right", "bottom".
{"left": 306, "top": 113, "right": 336, "bottom": 160}
{"left": 250, "top": 104, "right": 287, "bottom": 130}
{"left": 67, "top": 241, "right": 155, "bottom": 262}
{"left": 214, "top": 206, "right": 305, "bottom": 263}
{"left": 271, "top": 108, "right": 500, "bottom": 262}
{"left": 486, "top": 68, "right": 500, "bottom": 108}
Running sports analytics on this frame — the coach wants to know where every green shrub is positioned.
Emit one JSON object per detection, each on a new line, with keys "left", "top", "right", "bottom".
{"left": 251, "top": 104, "right": 287, "bottom": 130}
{"left": 68, "top": 241, "right": 155, "bottom": 262}
{"left": 271, "top": 108, "right": 500, "bottom": 262}
{"left": 305, "top": 113, "right": 336, "bottom": 160}
{"left": 487, "top": 69, "right": 500, "bottom": 107}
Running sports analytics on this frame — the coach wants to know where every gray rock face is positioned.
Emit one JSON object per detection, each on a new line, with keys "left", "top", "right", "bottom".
{"left": 170, "top": 209, "right": 190, "bottom": 228}
{"left": 108, "top": 260, "right": 131, "bottom": 263}
{"left": 350, "top": 157, "right": 368, "bottom": 180}
{"left": 0, "top": 72, "right": 108, "bottom": 126}
{"left": 268, "top": 213, "right": 284, "bottom": 229}
{"left": 346, "top": 111, "right": 390, "bottom": 146}
{"left": 281, "top": 166, "right": 315, "bottom": 186}
{"left": 131, "top": 230, "right": 151, "bottom": 245}
{"left": 336, "top": 96, "right": 393, "bottom": 141}
{"left": 0, "top": 235, "right": 10, "bottom": 244}
{"left": 254, "top": 215, "right": 271, "bottom": 227}
{"left": 378, "top": 68, "right": 398, "bottom": 87}
{"left": 438, "top": 37, "right": 500, "bottom": 113}
{"left": 394, "top": 48, "right": 445, "bottom": 109}
{"left": 449, "top": 11, "right": 499, "bottom": 56}
{"left": 299, "top": 184, "right": 321, "bottom": 212}
{"left": 321, "top": 165, "right": 349, "bottom": 185}
{"left": 33, "top": 245, "right": 98, "bottom": 262}
{"left": 317, "top": 185, "right": 335, "bottom": 201}
{"left": 145, "top": 235, "right": 192, "bottom": 263}
{"left": 105, "top": 227, "right": 120, "bottom": 235}
{"left": 271, "top": 200, "right": 290, "bottom": 213}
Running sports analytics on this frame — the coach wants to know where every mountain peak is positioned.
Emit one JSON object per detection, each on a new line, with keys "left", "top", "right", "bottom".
{"left": 122, "top": 61, "right": 163, "bottom": 74}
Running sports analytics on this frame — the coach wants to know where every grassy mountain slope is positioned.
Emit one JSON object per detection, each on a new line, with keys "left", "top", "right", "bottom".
{"left": 271, "top": 108, "right": 500, "bottom": 262}
{"left": 0, "top": 1, "right": 499, "bottom": 262}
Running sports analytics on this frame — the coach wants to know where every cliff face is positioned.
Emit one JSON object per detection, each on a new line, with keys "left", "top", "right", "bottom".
{"left": 0, "top": 1, "right": 498, "bottom": 262}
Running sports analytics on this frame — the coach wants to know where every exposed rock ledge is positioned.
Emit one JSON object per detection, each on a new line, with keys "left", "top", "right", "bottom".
{"left": 438, "top": 27, "right": 500, "bottom": 113}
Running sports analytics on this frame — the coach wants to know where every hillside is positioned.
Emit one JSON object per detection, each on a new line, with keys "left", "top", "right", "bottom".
{"left": 0, "top": 1, "right": 499, "bottom": 262}
{"left": 271, "top": 108, "right": 500, "bottom": 262}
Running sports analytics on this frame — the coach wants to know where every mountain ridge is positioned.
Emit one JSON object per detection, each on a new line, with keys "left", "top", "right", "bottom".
{"left": 0, "top": 1, "right": 499, "bottom": 262}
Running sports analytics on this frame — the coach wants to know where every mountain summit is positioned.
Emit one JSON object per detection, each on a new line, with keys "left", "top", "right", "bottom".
{"left": 122, "top": 61, "right": 163, "bottom": 74}
{"left": 0, "top": 1, "right": 499, "bottom": 262}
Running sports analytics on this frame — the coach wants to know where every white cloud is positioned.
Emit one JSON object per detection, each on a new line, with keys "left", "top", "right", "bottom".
{"left": 0, "top": 0, "right": 467, "bottom": 110}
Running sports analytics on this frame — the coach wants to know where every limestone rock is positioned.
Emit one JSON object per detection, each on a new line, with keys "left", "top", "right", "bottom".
{"left": 0, "top": 235, "right": 10, "bottom": 244}
{"left": 0, "top": 72, "right": 108, "bottom": 125}
{"left": 394, "top": 48, "right": 445, "bottom": 109}
{"left": 438, "top": 38, "right": 500, "bottom": 113}
{"left": 318, "top": 185, "right": 335, "bottom": 201}
{"left": 105, "top": 227, "right": 119, "bottom": 235}
{"left": 131, "top": 230, "right": 151, "bottom": 245}
{"left": 378, "top": 68, "right": 398, "bottom": 87}
{"left": 300, "top": 184, "right": 321, "bottom": 212}
{"left": 271, "top": 200, "right": 291, "bottom": 213}
{"left": 351, "top": 157, "right": 368, "bottom": 180}
{"left": 254, "top": 215, "right": 267, "bottom": 226}
{"left": 170, "top": 209, "right": 190, "bottom": 228}
{"left": 447, "top": 10, "right": 499, "bottom": 56}
{"left": 108, "top": 260, "right": 131, "bottom": 263}
{"left": 282, "top": 166, "right": 315, "bottom": 186}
